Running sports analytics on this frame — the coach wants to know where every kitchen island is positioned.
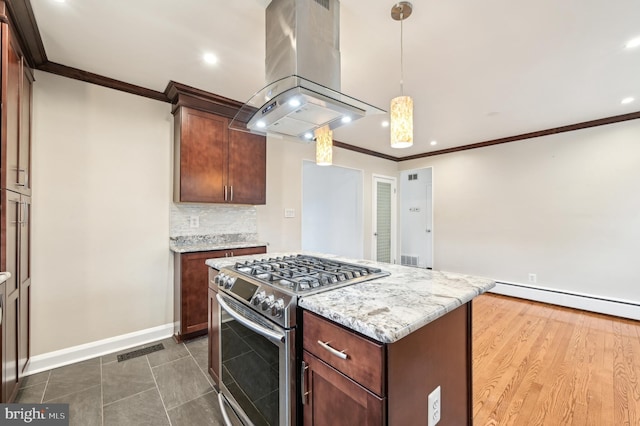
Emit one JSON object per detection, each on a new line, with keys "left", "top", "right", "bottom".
{"left": 206, "top": 253, "right": 495, "bottom": 425}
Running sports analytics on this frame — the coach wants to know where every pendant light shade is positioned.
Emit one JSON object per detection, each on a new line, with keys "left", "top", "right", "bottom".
{"left": 390, "top": 2, "right": 414, "bottom": 149}
{"left": 390, "top": 95, "right": 413, "bottom": 148}
{"left": 315, "top": 125, "right": 333, "bottom": 166}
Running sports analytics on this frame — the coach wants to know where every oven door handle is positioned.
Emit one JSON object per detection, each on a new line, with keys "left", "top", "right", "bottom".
{"left": 218, "top": 392, "right": 234, "bottom": 426}
{"left": 217, "top": 294, "right": 285, "bottom": 344}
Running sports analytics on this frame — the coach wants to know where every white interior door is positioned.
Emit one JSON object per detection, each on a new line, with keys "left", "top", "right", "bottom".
{"left": 400, "top": 168, "right": 433, "bottom": 268}
{"left": 372, "top": 175, "right": 397, "bottom": 263}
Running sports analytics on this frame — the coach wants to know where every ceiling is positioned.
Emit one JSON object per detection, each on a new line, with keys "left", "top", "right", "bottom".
{"left": 30, "top": 0, "right": 640, "bottom": 158}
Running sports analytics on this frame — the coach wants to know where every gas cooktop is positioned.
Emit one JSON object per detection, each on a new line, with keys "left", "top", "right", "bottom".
{"left": 231, "top": 254, "right": 389, "bottom": 294}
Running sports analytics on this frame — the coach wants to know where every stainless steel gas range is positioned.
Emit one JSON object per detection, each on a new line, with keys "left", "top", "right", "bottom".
{"left": 214, "top": 254, "right": 389, "bottom": 426}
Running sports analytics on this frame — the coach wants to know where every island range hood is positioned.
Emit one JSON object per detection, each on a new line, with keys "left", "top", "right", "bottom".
{"left": 230, "top": 0, "right": 385, "bottom": 140}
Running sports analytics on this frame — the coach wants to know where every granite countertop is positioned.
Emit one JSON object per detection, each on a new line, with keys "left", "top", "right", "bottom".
{"left": 169, "top": 234, "right": 268, "bottom": 253}
{"left": 205, "top": 252, "right": 495, "bottom": 344}
{"left": 0, "top": 272, "right": 12, "bottom": 284}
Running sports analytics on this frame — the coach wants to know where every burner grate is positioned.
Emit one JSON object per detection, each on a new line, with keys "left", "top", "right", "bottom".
{"left": 231, "top": 255, "right": 387, "bottom": 293}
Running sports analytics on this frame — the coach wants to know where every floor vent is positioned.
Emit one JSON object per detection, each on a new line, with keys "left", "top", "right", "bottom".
{"left": 117, "top": 343, "right": 165, "bottom": 362}
{"left": 401, "top": 255, "right": 419, "bottom": 267}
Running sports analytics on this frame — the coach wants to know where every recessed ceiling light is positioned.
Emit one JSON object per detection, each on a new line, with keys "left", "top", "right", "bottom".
{"left": 256, "top": 120, "right": 266, "bottom": 128}
{"left": 203, "top": 53, "right": 218, "bottom": 65}
{"left": 430, "top": 140, "right": 437, "bottom": 146}
{"left": 625, "top": 36, "right": 640, "bottom": 49}
{"left": 304, "top": 132, "right": 313, "bottom": 140}
{"left": 621, "top": 97, "right": 635, "bottom": 105}
{"left": 288, "top": 98, "right": 301, "bottom": 108}
{"left": 52, "top": 0, "right": 66, "bottom": 3}
{"left": 341, "top": 116, "right": 352, "bottom": 123}
{"left": 381, "top": 120, "right": 389, "bottom": 128}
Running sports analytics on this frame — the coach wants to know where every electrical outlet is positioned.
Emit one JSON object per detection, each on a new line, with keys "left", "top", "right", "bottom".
{"left": 428, "top": 386, "right": 441, "bottom": 426}
{"left": 528, "top": 273, "right": 537, "bottom": 284}
{"left": 284, "top": 208, "right": 295, "bottom": 218}
{"left": 189, "top": 216, "right": 199, "bottom": 228}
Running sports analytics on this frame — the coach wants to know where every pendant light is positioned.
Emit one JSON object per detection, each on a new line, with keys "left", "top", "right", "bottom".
{"left": 390, "top": 2, "right": 414, "bottom": 149}
{"left": 315, "top": 125, "right": 333, "bottom": 166}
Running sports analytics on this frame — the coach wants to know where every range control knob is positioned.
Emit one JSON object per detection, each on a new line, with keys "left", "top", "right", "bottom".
{"left": 261, "top": 295, "right": 275, "bottom": 311}
{"left": 225, "top": 277, "right": 236, "bottom": 289}
{"left": 271, "top": 299, "right": 285, "bottom": 318}
{"left": 252, "top": 290, "right": 266, "bottom": 306}
{"left": 215, "top": 273, "right": 225, "bottom": 287}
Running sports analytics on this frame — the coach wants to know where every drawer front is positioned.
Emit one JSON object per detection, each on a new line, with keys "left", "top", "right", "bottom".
{"left": 303, "top": 310, "right": 385, "bottom": 396}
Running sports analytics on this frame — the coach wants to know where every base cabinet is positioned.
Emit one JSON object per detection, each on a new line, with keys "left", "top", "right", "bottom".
{"left": 301, "top": 303, "right": 473, "bottom": 425}
{"left": 173, "top": 246, "right": 266, "bottom": 341}
{"left": 0, "top": 189, "right": 29, "bottom": 403}
{"left": 302, "top": 351, "right": 384, "bottom": 425}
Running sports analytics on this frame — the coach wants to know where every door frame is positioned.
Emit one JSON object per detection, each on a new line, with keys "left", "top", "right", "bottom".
{"left": 372, "top": 174, "right": 397, "bottom": 263}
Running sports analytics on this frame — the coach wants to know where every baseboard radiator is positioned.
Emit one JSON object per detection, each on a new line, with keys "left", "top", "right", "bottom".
{"left": 491, "top": 281, "right": 640, "bottom": 321}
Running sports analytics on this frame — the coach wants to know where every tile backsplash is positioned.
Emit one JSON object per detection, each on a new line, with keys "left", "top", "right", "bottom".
{"left": 170, "top": 203, "right": 257, "bottom": 238}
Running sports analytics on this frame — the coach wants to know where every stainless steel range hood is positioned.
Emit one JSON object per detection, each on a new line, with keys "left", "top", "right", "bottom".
{"left": 230, "top": 0, "right": 385, "bottom": 140}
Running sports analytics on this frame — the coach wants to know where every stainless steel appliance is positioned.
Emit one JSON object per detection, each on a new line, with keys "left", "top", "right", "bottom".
{"left": 215, "top": 254, "right": 389, "bottom": 426}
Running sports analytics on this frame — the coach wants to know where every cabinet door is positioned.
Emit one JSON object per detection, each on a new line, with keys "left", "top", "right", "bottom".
{"left": 177, "top": 251, "right": 226, "bottom": 339}
{"left": 1, "top": 25, "right": 22, "bottom": 193}
{"left": 176, "top": 108, "right": 228, "bottom": 203}
{"left": 1, "top": 191, "right": 20, "bottom": 402}
{"left": 228, "top": 130, "right": 266, "bottom": 205}
{"left": 4, "top": 285, "right": 18, "bottom": 402}
{"left": 18, "top": 61, "right": 33, "bottom": 196}
{"left": 18, "top": 196, "right": 30, "bottom": 373}
{"left": 302, "top": 351, "right": 385, "bottom": 426}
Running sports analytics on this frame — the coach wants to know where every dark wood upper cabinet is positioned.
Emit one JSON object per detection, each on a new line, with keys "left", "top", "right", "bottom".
{"left": 228, "top": 130, "right": 266, "bottom": 205}
{"left": 173, "top": 106, "right": 266, "bottom": 205}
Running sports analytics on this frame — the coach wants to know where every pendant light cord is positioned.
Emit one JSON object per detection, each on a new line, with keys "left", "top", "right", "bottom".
{"left": 400, "top": 8, "right": 404, "bottom": 96}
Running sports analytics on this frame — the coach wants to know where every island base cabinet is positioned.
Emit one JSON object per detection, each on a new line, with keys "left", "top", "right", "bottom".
{"left": 302, "top": 351, "right": 385, "bottom": 426}
{"left": 301, "top": 302, "right": 472, "bottom": 426}
{"left": 387, "top": 303, "right": 472, "bottom": 426}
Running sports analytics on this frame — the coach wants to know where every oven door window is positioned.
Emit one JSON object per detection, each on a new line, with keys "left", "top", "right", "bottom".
{"left": 220, "top": 301, "right": 283, "bottom": 426}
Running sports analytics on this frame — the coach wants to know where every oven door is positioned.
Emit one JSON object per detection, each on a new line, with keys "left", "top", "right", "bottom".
{"left": 217, "top": 293, "right": 295, "bottom": 426}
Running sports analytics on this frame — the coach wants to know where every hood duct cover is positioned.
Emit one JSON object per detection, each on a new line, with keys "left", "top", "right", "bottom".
{"left": 230, "top": 0, "right": 385, "bottom": 139}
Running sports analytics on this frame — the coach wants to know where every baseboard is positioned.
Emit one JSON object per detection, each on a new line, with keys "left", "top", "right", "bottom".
{"left": 25, "top": 323, "right": 174, "bottom": 375}
{"left": 490, "top": 281, "right": 640, "bottom": 321}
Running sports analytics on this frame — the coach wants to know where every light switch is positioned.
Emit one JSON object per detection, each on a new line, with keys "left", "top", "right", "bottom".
{"left": 284, "top": 208, "right": 295, "bottom": 218}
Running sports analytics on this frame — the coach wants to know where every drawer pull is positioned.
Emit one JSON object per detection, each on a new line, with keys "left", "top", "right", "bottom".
{"left": 317, "top": 340, "right": 348, "bottom": 360}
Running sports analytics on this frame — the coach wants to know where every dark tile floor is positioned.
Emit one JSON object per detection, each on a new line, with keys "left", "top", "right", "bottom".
{"left": 15, "top": 336, "right": 225, "bottom": 426}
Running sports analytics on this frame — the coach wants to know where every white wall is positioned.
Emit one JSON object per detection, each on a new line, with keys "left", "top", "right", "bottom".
{"left": 401, "top": 119, "right": 640, "bottom": 304}
{"left": 32, "top": 72, "right": 173, "bottom": 355}
{"left": 302, "top": 161, "right": 364, "bottom": 258}
{"left": 257, "top": 137, "right": 398, "bottom": 257}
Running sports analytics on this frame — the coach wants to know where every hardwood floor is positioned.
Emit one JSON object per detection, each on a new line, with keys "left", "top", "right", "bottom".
{"left": 472, "top": 293, "right": 640, "bottom": 426}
